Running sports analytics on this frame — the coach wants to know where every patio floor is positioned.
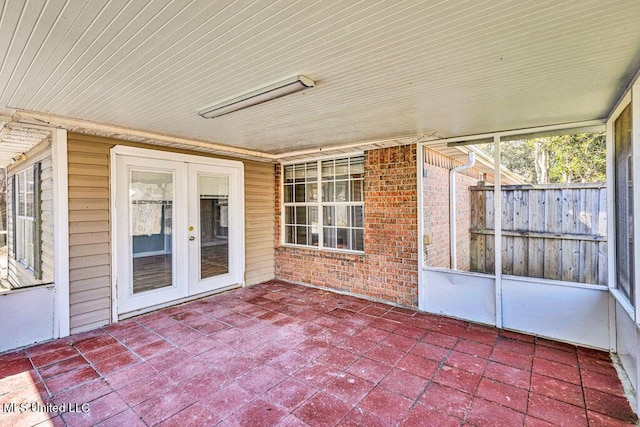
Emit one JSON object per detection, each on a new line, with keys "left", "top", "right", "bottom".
{"left": 0, "top": 280, "right": 637, "bottom": 426}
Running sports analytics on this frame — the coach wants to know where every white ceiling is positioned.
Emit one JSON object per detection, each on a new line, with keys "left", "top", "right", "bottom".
{"left": 0, "top": 120, "right": 50, "bottom": 164}
{"left": 1, "top": 0, "right": 639, "bottom": 156}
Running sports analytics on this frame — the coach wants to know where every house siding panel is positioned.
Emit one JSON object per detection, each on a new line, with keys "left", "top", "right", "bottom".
{"left": 67, "top": 133, "right": 274, "bottom": 333}
{"left": 40, "top": 156, "right": 55, "bottom": 283}
{"left": 275, "top": 145, "right": 419, "bottom": 307}
{"left": 244, "top": 161, "right": 275, "bottom": 286}
{"left": 68, "top": 137, "right": 111, "bottom": 333}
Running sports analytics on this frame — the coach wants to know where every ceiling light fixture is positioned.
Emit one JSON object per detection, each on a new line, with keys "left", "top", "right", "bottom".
{"left": 198, "top": 75, "right": 315, "bottom": 119}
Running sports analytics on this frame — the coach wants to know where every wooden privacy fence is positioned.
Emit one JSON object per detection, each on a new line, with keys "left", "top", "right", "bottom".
{"left": 469, "top": 183, "right": 607, "bottom": 285}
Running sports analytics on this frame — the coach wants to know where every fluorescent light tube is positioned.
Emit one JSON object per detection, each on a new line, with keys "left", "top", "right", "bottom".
{"left": 198, "top": 75, "right": 315, "bottom": 119}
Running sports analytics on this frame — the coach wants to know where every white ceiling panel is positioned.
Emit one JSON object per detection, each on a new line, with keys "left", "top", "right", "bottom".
{"left": 1, "top": 0, "right": 639, "bottom": 156}
{"left": 0, "top": 121, "right": 49, "bottom": 165}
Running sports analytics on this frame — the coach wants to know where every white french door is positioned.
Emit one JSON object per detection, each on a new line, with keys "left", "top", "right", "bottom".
{"left": 113, "top": 147, "right": 244, "bottom": 315}
{"left": 187, "top": 162, "right": 243, "bottom": 295}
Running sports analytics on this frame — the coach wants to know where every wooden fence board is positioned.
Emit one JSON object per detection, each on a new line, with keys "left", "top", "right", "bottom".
{"left": 544, "top": 189, "right": 562, "bottom": 280}
{"left": 560, "top": 188, "right": 579, "bottom": 282}
{"left": 470, "top": 189, "right": 485, "bottom": 272}
{"left": 485, "top": 190, "right": 495, "bottom": 272}
{"left": 477, "top": 188, "right": 486, "bottom": 273}
{"left": 598, "top": 190, "right": 608, "bottom": 236}
{"left": 512, "top": 190, "right": 528, "bottom": 276}
{"left": 469, "top": 184, "right": 606, "bottom": 285}
{"left": 598, "top": 242, "right": 608, "bottom": 285}
{"left": 528, "top": 189, "right": 545, "bottom": 277}
{"left": 501, "top": 190, "right": 513, "bottom": 275}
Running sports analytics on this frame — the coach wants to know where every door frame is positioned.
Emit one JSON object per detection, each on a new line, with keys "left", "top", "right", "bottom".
{"left": 110, "top": 146, "right": 245, "bottom": 321}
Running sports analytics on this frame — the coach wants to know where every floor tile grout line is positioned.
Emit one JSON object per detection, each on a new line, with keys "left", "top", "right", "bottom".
{"left": 523, "top": 338, "right": 537, "bottom": 425}
{"left": 398, "top": 321, "right": 454, "bottom": 425}
{"left": 66, "top": 336, "right": 147, "bottom": 427}
{"left": 31, "top": 343, "right": 93, "bottom": 402}
{"left": 27, "top": 352, "right": 52, "bottom": 403}
{"left": 450, "top": 330, "right": 480, "bottom": 425}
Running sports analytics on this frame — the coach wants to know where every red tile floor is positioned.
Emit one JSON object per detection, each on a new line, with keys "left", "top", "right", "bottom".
{"left": 1, "top": 281, "right": 637, "bottom": 426}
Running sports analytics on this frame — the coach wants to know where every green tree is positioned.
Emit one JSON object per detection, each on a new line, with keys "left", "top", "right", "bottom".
{"left": 484, "top": 133, "right": 606, "bottom": 184}
{"left": 547, "top": 133, "right": 606, "bottom": 183}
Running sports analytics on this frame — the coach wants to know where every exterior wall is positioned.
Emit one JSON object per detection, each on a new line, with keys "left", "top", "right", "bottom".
{"left": 67, "top": 133, "right": 275, "bottom": 333}
{"left": 6, "top": 139, "right": 54, "bottom": 288}
{"left": 422, "top": 147, "right": 482, "bottom": 271}
{"left": 275, "top": 145, "right": 419, "bottom": 307}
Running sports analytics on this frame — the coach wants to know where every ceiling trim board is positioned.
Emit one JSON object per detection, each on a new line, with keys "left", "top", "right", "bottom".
{"left": 14, "top": 110, "right": 277, "bottom": 162}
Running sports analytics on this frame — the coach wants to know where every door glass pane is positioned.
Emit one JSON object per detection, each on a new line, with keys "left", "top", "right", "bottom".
{"left": 130, "top": 170, "right": 174, "bottom": 294}
{"left": 200, "top": 175, "right": 229, "bottom": 280}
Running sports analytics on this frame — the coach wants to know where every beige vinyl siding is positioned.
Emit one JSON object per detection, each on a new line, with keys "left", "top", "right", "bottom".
{"left": 68, "top": 137, "right": 111, "bottom": 333}
{"left": 6, "top": 139, "right": 54, "bottom": 288}
{"left": 40, "top": 155, "right": 54, "bottom": 283}
{"left": 244, "top": 162, "right": 275, "bottom": 285}
{"left": 67, "top": 133, "right": 275, "bottom": 333}
{"left": 6, "top": 176, "right": 14, "bottom": 286}
{"left": 6, "top": 180, "right": 17, "bottom": 287}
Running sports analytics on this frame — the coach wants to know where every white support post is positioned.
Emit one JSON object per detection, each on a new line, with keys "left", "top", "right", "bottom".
{"left": 493, "top": 135, "right": 502, "bottom": 329}
{"left": 417, "top": 144, "right": 425, "bottom": 310}
{"left": 632, "top": 78, "right": 640, "bottom": 422}
{"left": 605, "top": 110, "right": 618, "bottom": 353}
{"left": 633, "top": 81, "right": 640, "bottom": 324}
{"left": 52, "top": 129, "right": 70, "bottom": 338}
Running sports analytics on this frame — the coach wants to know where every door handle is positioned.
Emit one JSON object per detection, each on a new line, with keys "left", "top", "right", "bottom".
{"left": 189, "top": 236, "right": 195, "bottom": 241}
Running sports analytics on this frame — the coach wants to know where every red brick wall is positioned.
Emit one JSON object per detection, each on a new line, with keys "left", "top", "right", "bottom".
{"left": 274, "top": 145, "right": 419, "bottom": 307}
{"left": 423, "top": 160, "right": 450, "bottom": 268}
{"left": 422, "top": 148, "right": 483, "bottom": 271}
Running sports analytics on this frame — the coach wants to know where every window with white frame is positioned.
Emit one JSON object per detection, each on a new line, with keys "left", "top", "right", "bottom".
{"left": 283, "top": 156, "right": 364, "bottom": 252}
{"left": 14, "top": 165, "right": 39, "bottom": 276}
